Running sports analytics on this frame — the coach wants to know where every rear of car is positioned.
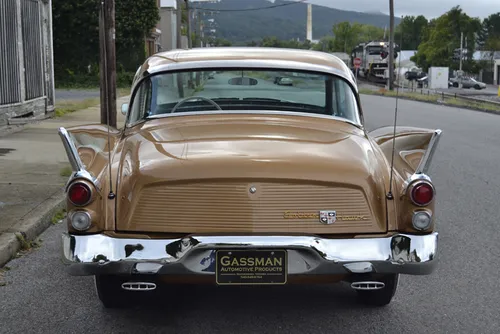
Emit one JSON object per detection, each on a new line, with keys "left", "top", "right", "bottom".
{"left": 58, "top": 49, "right": 439, "bottom": 308}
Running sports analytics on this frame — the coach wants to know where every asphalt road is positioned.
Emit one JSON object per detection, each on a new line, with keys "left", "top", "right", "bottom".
{"left": 1, "top": 93, "right": 500, "bottom": 333}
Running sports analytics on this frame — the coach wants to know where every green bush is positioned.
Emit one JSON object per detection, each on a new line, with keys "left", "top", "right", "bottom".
{"left": 55, "top": 71, "right": 136, "bottom": 89}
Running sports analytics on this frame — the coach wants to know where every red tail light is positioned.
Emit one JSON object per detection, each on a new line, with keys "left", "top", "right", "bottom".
{"left": 410, "top": 182, "right": 434, "bottom": 206}
{"left": 68, "top": 182, "right": 92, "bottom": 206}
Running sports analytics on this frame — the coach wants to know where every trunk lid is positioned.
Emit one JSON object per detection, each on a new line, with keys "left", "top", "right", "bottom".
{"left": 115, "top": 114, "right": 390, "bottom": 234}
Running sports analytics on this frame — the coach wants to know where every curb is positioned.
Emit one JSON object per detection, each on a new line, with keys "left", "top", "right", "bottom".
{"left": 360, "top": 92, "right": 500, "bottom": 116}
{"left": 0, "top": 191, "right": 66, "bottom": 268}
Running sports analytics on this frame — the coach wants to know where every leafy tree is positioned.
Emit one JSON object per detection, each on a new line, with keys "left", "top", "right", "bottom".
{"left": 312, "top": 36, "right": 335, "bottom": 52}
{"left": 411, "top": 6, "right": 481, "bottom": 73}
{"left": 331, "top": 22, "right": 363, "bottom": 52}
{"left": 478, "top": 12, "right": 500, "bottom": 52}
{"left": 394, "top": 15, "right": 429, "bottom": 50}
{"left": 115, "top": 0, "right": 160, "bottom": 71}
{"left": 359, "top": 24, "right": 385, "bottom": 42}
{"left": 52, "top": 0, "right": 159, "bottom": 79}
{"left": 208, "top": 38, "right": 232, "bottom": 46}
{"left": 257, "top": 36, "right": 311, "bottom": 49}
{"left": 329, "top": 22, "right": 385, "bottom": 53}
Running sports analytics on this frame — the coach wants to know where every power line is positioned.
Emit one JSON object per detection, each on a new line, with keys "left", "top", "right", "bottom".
{"left": 191, "top": 0, "right": 307, "bottom": 12}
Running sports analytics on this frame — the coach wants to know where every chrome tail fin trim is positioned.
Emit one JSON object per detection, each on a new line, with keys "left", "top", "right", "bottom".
{"left": 415, "top": 129, "right": 442, "bottom": 175}
{"left": 58, "top": 127, "right": 84, "bottom": 173}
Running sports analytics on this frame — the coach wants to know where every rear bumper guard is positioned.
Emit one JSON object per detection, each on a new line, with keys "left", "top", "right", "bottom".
{"left": 61, "top": 232, "right": 438, "bottom": 277}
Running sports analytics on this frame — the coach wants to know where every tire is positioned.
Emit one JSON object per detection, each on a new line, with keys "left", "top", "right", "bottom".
{"left": 355, "top": 274, "right": 399, "bottom": 307}
{"left": 474, "top": 84, "right": 481, "bottom": 90}
{"left": 94, "top": 275, "right": 156, "bottom": 308}
{"left": 453, "top": 82, "right": 459, "bottom": 87}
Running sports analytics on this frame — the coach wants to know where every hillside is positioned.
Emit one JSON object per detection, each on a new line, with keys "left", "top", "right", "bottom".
{"left": 196, "top": 0, "right": 401, "bottom": 44}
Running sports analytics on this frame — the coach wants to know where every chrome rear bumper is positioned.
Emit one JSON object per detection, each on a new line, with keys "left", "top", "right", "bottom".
{"left": 61, "top": 232, "right": 438, "bottom": 277}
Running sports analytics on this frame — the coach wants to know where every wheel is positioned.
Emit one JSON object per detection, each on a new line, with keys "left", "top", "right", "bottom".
{"left": 474, "top": 84, "right": 481, "bottom": 90}
{"left": 94, "top": 275, "right": 157, "bottom": 308}
{"left": 453, "top": 82, "right": 459, "bottom": 87}
{"left": 355, "top": 274, "right": 399, "bottom": 307}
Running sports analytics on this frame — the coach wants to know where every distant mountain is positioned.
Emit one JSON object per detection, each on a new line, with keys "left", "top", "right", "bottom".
{"left": 196, "top": 0, "right": 401, "bottom": 44}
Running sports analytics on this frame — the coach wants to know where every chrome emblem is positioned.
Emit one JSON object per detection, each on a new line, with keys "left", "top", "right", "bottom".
{"left": 249, "top": 186, "right": 257, "bottom": 194}
{"left": 319, "top": 211, "right": 336, "bottom": 224}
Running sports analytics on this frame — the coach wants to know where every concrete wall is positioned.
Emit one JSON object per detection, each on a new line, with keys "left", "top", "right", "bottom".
{"left": 159, "top": 0, "right": 177, "bottom": 52}
{"left": 0, "top": 0, "right": 55, "bottom": 128}
{"left": 495, "top": 59, "right": 500, "bottom": 85}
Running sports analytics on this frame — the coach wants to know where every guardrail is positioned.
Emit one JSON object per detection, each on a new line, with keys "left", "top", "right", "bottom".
{"left": 399, "top": 86, "right": 500, "bottom": 106}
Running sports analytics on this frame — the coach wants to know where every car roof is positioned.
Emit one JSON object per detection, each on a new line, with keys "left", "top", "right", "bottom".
{"left": 137, "top": 47, "right": 353, "bottom": 78}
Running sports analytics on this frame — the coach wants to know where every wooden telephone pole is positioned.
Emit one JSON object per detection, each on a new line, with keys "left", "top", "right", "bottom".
{"left": 185, "top": 0, "right": 192, "bottom": 48}
{"left": 388, "top": 0, "right": 395, "bottom": 91}
{"left": 99, "top": 0, "right": 117, "bottom": 128}
{"left": 176, "top": 0, "right": 185, "bottom": 97}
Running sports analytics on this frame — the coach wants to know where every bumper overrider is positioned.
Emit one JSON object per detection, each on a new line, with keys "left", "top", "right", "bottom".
{"left": 61, "top": 232, "right": 438, "bottom": 279}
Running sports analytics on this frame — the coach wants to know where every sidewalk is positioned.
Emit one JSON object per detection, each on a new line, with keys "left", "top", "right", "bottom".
{"left": 0, "top": 95, "right": 129, "bottom": 267}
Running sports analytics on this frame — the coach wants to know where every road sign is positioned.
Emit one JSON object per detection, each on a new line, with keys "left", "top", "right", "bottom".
{"left": 354, "top": 58, "right": 362, "bottom": 68}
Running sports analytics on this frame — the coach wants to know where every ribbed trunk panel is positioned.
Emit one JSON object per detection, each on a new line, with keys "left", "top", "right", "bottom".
{"left": 120, "top": 181, "right": 384, "bottom": 234}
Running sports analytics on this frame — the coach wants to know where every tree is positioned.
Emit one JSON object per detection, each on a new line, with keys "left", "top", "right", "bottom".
{"left": 52, "top": 0, "right": 159, "bottom": 78}
{"left": 478, "top": 12, "right": 500, "bottom": 59}
{"left": 209, "top": 38, "right": 232, "bottom": 46}
{"left": 331, "top": 22, "right": 363, "bottom": 52}
{"left": 359, "top": 24, "right": 385, "bottom": 41}
{"left": 312, "top": 36, "right": 335, "bottom": 52}
{"left": 411, "top": 6, "right": 481, "bottom": 73}
{"left": 394, "top": 15, "right": 429, "bottom": 50}
{"left": 257, "top": 36, "right": 311, "bottom": 49}
{"left": 115, "top": 0, "right": 160, "bottom": 71}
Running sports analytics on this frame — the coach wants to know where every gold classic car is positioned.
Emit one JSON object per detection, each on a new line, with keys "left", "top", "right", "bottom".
{"left": 58, "top": 47, "right": 441, "bottom": 308}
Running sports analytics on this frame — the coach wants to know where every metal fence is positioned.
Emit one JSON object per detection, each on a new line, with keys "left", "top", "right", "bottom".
{"left": 0, "top": 0, "right": 22, "bottom": 105}
{"left": 0, "top": 0, "right": 54, "bottom": 127}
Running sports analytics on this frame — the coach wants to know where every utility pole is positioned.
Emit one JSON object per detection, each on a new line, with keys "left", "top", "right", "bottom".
{"left": 185, "top": 0, "right": 194, "bottom": 88}
{"left": 99, "top": 0, "right": 117, "bottom": 128}
{"left": 195, "top": 10, "right": 202, "bottom": 85}
{"left": 459, "top": 32, "right": 463, "bottom": 89}
{"left": 388, "top": 0, "right": 395, "bottom": 91}
{"left": 176, "top": 0, "right": 182, "bottom": 49}
{"left": 185, "top": 0, "right": 192, "bottom": 48}
{"left": 176, "top": 0, "right": 184, "bottom": 97}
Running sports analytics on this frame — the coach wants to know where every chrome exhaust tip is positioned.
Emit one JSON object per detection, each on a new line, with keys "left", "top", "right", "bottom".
{"left": 351, "top": 281, "right": 385, "bottom": 290}
{"left": 121, "top": 282, "right": 157, "bottom": 291}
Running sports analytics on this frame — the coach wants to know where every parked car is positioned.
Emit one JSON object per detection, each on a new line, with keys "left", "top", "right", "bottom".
{"left": 449, "top": 77, "right": 487, "bottom": 89}
{"left": 417, "top": 75, "right": 428, "bottom": 88}
{"left": 58, "top": 47, "right": 441, "bottom": 309}
{"left": 405, "top": 68, "right": 427, "bottom": 81}
{"left": 277, "top": 76, "right": 293, "bottom": 86}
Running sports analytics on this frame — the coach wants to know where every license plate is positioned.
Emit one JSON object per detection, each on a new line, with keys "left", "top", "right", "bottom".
{"left": 215, "top": 249, "right": 287, "bottom": 285}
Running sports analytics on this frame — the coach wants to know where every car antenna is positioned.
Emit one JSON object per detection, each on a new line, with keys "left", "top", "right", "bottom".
{"left": 101, "top": 0, "right": 116, "bottom": 200}
{"left": 386, "top": 17, "right": 403, "bottom": 200}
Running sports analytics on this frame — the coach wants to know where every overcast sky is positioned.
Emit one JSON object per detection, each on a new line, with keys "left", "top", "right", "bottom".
{"left": 307, "top": 0, "right": 498, "bottom": 19}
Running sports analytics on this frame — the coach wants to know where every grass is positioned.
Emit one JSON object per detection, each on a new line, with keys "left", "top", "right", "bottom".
{"left": 54, "top": 87, "right": 131, "bottom": 118}
{"left": 59, "top": 166, "right": 72, "bottom": 177}
{"left": 51, "top": 209, "right": 67, "bottom": 225}
{"left": 359, "top": 88, "right": 500, "bottom": 114}
{"left": 12, "top": 233, "right": 43, "bottom": 262}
